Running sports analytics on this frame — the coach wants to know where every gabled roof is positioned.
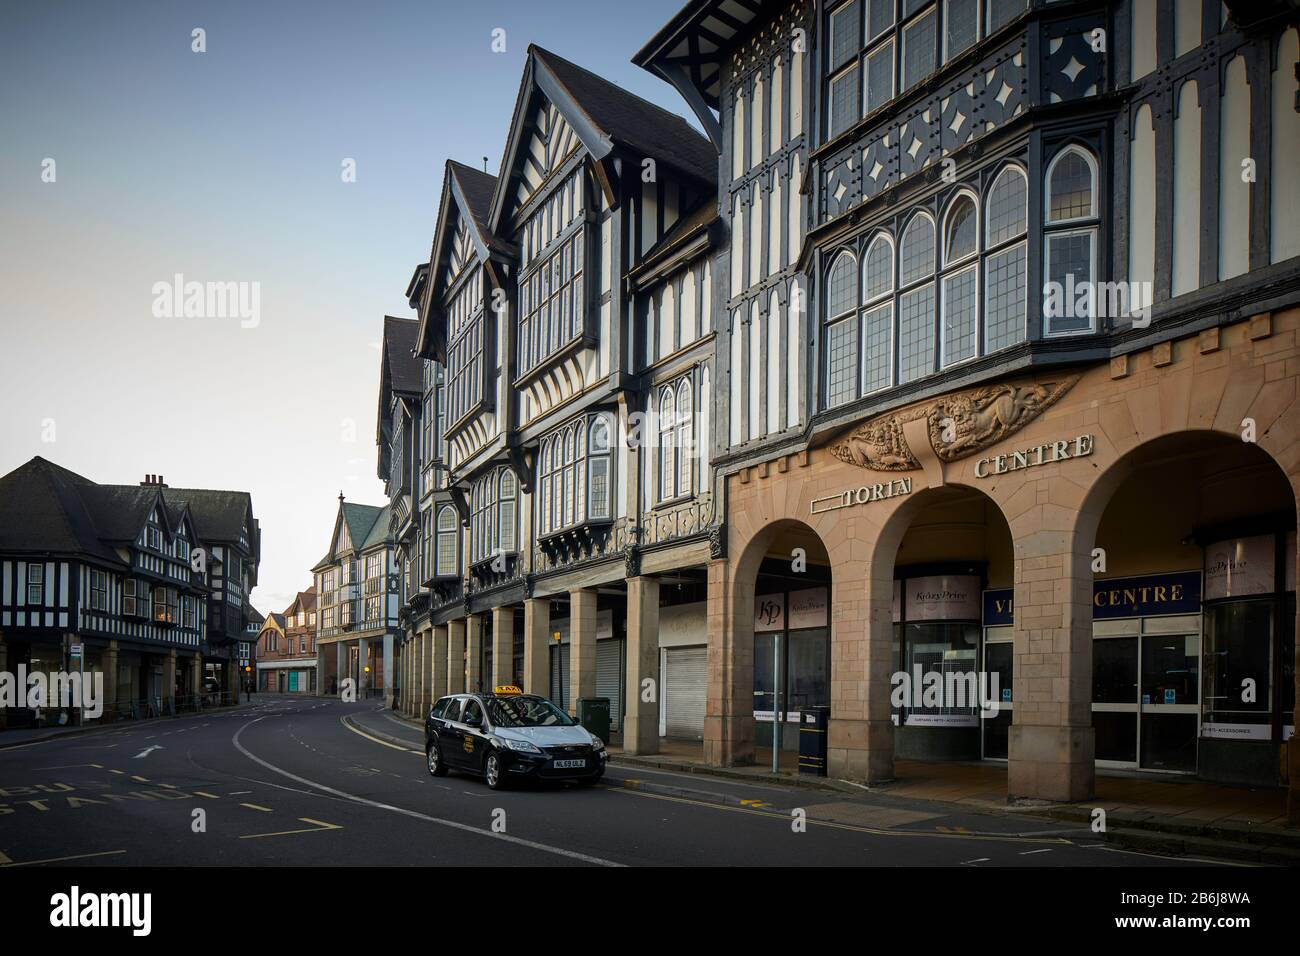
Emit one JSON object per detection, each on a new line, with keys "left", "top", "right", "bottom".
{"left": 284, "top": 586, "right": 317, "bottom": 618}
{"left": 633, "top": 0, "right": 772, "bottom": 111}
{"left": 165, "top": 488, "right": 255, "bottom": 546}
{"left": 382, "top": 316, "right": 422, "bottom": 397}
{"left": 313, "top": 498, "right": 389, "bottom": 571}
{"left": 416, "top": 160, "right": 505, "bottom": 359}
{"left": 0, "top": 457, "right": 124, "bottom": 565}
{"left": 489, "top": 45, "right": 716, "bottom": 233}
{"left": 0, "top": 457, "right": 258, "bottom": 573}
{"left": 247, "top": 606, "right": 267, "bottom": 626}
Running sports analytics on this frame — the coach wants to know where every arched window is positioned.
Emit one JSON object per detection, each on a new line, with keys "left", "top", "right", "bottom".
{"left": 824, "top": 249, "right": 859, "bottom": 408}
{"left": 899, "top": 212, "right": 935, "bottom": 285}
{"left": 985, "top": 164, "right": 1028, "bottom": 352}
{"left": 898, "top": 212, "right": 937, "bottom": 383}
{"left": 658, "top": 387, "right": 676, "bottom": 502}
{"left": 861, "top": 232, "right": 894, "bottom": 394}
{"left": 1043, "top": 145, "right": 1099, "bottom": 335}
{"left": 588, "top": 415, "right": 612, "bottom": 520}
{"left": 826, "top": 249, "right": 858, "bottom": 318}
{"left": 941, "top": 192, "right": 979, "bottom": 367}
{"left": 498, "top": 470, "right": 516, "bottom": 553}
{"left": 676, "top": 379, "right": 694, "bottom": 496}
{"left": 1046, "top": 146, "right": 1097, "bottom": 222}
{"left": 435, "top": 505, "right": 458, "bottom": 577}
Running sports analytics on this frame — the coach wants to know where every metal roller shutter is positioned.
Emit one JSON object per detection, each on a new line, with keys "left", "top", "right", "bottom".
{"left": 664, "top": 646, "right": 707, "bottom": 740}
{"left": 549, "top": 644, "right": 570, "bottom": 709}
{"left": 596, "top": 638, "right": 625, "bottom": 731}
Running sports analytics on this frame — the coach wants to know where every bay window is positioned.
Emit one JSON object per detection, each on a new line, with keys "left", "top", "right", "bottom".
{"left": 445, "top": 265, "right": 485, "bottom": 426}
{"left": 537, "top": 412, "right": 615, "bottom": 536}
{"left": 656, "top": 378, "right": 696, "bottom": 503}
{"left": 940, "top": 192, "right": 979, "bottom": 367}
{"left": 470, "top": 466, "right": 518, "bottom": 565}
{"left": 983, "top": 164, "right": 1028, "bottom": 352}
{"left": 435, "top": 504, "right": 459, "bottom": 577}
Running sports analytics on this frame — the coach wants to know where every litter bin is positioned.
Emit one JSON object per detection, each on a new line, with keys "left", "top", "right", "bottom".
{"left": 798, "top": 706, "right": 830, "bottom": 776}
{"left": 576, "top": 697, "right": 611, "bottom": 743}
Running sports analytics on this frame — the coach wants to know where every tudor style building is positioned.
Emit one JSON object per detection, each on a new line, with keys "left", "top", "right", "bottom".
{"left": 0, "top": 458, "right": 260, "bottom": 725}
{"left": 388, "top": 47, "right": 722, "bottom": 752}
{"left": 311, "top": 495, "right": 399, "bottom": 699}
{"left": 636, "top": 0, "right": 1300, "bottom": 818}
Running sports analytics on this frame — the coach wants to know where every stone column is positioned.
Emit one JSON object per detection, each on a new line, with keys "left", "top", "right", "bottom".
{"left": 522, "top": 599, "right": 550, "bottom": 697}
{"left": 1007, "top": 522, "right": 1095, "bottom": 802}
{"left": 431, "top": 625, "right": 449, "bottom": 701}
{"left": 0, "top": 636, "right": 7, "bottom": 729}
{"left": 382, "top": 633, "right": 395, "bottom": 707}
{"left": 404, "top": 637, "right": 415, "bottom": 715}
{"left": 466, "top": 614, "right": 484, "bottom": 693}
{"left": 706, "top": 557, "right": 755, "bottom": 766}
{"left": 316, "top": 642, "right": 326, "bottom": 698}
{"left": 102, "top": 640, "right": 118, "bottom": 723}
{"left": 335, "top": 643, "right": 346, "bottom": 698}
{"left": 446, "top": 619, "right": 466, "bottom": 694}
{"left": 568, "top": 589, "right": 598, "bottom": 716}
{"left": 829, "top": 556, "right": 894, "bottom": 783}
{"left": 189, "top": 654, "right": 201, "bottom": 710}
{"left": 625, "top": 576, "right": 660, "bottom": 755}
{"left": 420, "top": 627, "right": 434, "bottom": 714}
{"left": 164, "top": 648, "right": 177, "bottom": 714}
{"left": 491, "top": 606, "right": 515, "bottom": 689}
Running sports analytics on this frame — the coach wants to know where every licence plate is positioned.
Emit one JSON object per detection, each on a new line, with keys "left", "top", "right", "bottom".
{"left": 552, "top": 758, "right": 586, "bottom": 769}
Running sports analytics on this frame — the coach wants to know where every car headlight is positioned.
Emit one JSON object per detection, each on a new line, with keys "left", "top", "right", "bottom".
{"left": 501, "top": 738, "right": 542, "bottom": 754}
{"left": 590, "top": 736, "right": 605, "bottom": 751}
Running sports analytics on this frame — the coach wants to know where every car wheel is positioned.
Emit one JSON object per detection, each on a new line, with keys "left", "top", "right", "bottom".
{"left": 484, "top": 750, "right": 508, "bottom": 790}
{"left": 426, "top": 741, "right": 448, "bottom": 777}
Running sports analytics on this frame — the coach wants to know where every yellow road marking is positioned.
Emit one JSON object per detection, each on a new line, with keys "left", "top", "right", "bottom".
{"left": 109, "top": 769, "right": 125, "bottom": 775}
{"left": 0, "top": 849, "right": 127, "bottom": 867}
{"left": 240, "top": 818, "right": 342, "bottom": 840}
{"left": 605, "top": 785, "right": 1072, "bottom": 846}
{"left": 240, "top": 802, "right": 273, "bottom": 812}
{"left": 89, "top": 763, "right": 103, "bottom": 769}
{"left": 194, "top": 791, "right": 220, "bottom": 799}
{"left": 739, "top": 799, "right": 771, "bottom": 808}
{"left": 159, "top": 783, "right": 177, "bottom": 789}
{"left": 340, "top": 716, "right": 421, "bottom": 753}
{"left": 130, "top": 775, "right": 148, "bottom": 783}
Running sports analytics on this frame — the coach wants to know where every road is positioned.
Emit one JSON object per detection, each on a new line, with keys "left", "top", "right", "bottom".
{"left": 0, "top": 695, "right": 1242, "bottom": 867}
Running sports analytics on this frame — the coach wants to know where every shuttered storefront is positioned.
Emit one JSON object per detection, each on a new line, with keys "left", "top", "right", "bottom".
{"left": 664, "top": 645, "right": 707, "bottom": 740}
{"left": 596, "top": 638, "right": 624, "bottom": 731}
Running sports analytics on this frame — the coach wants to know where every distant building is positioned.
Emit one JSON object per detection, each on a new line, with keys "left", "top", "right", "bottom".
{"left": 256, "top": 588, "right": 317, "bottom": 693}
{"left": 312, "top": 496, "right": 399, "bottom": 699}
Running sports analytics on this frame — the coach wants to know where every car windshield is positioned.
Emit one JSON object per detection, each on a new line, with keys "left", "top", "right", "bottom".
{"left": 485, "top": 696, "right": 575, "bottom": 728}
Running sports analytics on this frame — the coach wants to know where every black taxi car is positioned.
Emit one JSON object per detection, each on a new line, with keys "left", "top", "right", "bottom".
{"left": 424, "top": 686, "right": 607, "bottom": 789}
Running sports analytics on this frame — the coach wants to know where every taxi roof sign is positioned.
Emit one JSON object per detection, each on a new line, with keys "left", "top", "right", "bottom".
{"left": 494, "top": 684, "right": 523, "bottom": 696}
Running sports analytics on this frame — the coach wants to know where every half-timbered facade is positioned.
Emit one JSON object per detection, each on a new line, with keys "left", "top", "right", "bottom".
{"left": 636, "top": 0, "right": 1300, "bottom": 815}
{"left": 390, "top": 47, "right": 722, "bottom": 752}
{"left": 0, "top": 457, "right": 260, "bottom": 726}
{"left": 311, "top": 496, "right": 399, "bottom": 700}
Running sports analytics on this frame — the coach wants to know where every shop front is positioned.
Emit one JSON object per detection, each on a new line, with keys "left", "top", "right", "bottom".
{"left": 753, "top": 580, "right": 830, "bottom": 751}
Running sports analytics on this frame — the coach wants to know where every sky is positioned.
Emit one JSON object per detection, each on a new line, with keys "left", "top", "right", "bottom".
{"left": 0, "top": 0, "right": 695, "bottom": 616}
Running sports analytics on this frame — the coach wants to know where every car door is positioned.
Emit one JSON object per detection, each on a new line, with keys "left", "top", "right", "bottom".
{"left": 458, "top": 698, "right": 490, "bottom": 770}
{"left": 439, "top": 697, "right": 466, "bottom": 768}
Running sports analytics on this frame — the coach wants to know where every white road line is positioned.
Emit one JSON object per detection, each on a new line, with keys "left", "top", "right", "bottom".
{"left": 232, "top": 716, "right": 622, "bottom": 867}
{"left": 133, "top": 745, "right": 163, "bottom": 759}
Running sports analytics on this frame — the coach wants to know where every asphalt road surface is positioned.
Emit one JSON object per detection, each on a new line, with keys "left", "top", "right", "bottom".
{"left": 0, "top": 696, "right": 1245, "bottom": 867}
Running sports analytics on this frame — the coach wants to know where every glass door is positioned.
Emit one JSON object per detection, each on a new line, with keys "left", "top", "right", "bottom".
{"left": 1092, "top": 633, "right": 1138, "bottom": 767}
{"left": 1139, "top": 630, "right": 1199, "bottom": 772}
{"left": 981, "top": 627, "right": 1013, "bottom": 759}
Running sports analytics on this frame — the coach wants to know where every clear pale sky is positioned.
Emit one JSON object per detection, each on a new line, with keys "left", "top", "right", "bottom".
{"left": 0, "top": 0, "right": 694, "bottom": 616}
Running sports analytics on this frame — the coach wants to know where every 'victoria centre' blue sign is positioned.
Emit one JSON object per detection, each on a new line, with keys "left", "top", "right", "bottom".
{"left": 983, "top": 571, "right": 1203, "bottom": 626}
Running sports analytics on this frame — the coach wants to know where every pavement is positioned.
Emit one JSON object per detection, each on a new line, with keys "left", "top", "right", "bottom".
{"left": 0, "top": 694, "right": 1258, "bottom": 867}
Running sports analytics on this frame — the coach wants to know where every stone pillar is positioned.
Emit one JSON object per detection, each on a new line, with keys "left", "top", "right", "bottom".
{"left": 523, "top": 599, "right": 550, "bottom": 697}
{"left": 829, "top": 556, "right": 894, "bottom": 783}
{"left": 491, "top": 606, "right": 515, "bottom": 689}
{"left": 466, "top": 614, "right": 483, "bottom": 694}
{"left": 1007, "top": 522, "right": 1095, "bottom": 802}
{"left": 382, "top": 633, "right": 395, "bottom": 707}
{"left": 431, "top": 625, "right": 449, "bottom": 701}
{"left": 568, "top": 588, "right": 598, "bottom": 716}
{"left": 706, "top": 557, "right": 755, "bottom": 766}
{"left": 164, "top": 648, "right": 177, "bottom": 714}
{"left": 335, "top": 643, "right": 346, "bottom": 697}
{"left": 416, "top": 628, "right": 430, "bottom": 714}
{"left": 316, "top": 643, "right": 326, "bottom": 698}
{"left": 446, "top": 619, "right": 466, "bottom": 694}
{"left": 189, "top": 654, "right": 201, "bottom": 710}
{"left": 625, "top": 577, "right": 660, "bottom": 754}
{"left": 403, "top": 637, "right": 413, "bottom": 715}
{"left": 0, "top": 636, "right": 7, "bottom": 729}
{"left": 102, "top": 641, "right": 118, "bottom": 723}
